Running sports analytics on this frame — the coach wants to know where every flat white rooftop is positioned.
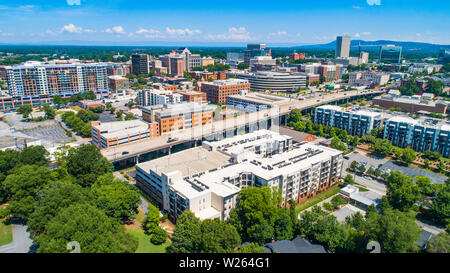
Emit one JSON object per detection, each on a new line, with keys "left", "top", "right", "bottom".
{"left": 136, "top": 146, "right": 231, "bottom": 177}
{"left": 228, "top": 92, "right": 294, "bottom": 106}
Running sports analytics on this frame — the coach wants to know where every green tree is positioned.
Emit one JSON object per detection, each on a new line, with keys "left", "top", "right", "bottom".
{"left": 41, "top": 104, "right": 56, "bottom": 119}
{"left": 199, "top": 218, "right": 241, "bottom": 253}
{"left": 150, "top": 226, "right": 168, "bottom": 245}
{"left": 426, "top": 232, "right": 450, "bottom": 253}
{"left": 401, "top": 148, "right": 416, "bottom": 164}
{"left": 371, "top": 139, "right": 393, "bottom": 156}
{"left": 16, "top": 104, "right": 33, "bottom": 119}
{"left": 344, "top": 174, "right": 355, "bottom": 185}
{"left": 19, "top": 145, "right": 49, "bottom": 167}
{"left": 429, "top": 184, "right": 450, "bottom": 226}
{"left": 331, "top": 137, "right": 346, "bottom": 152}
{"left": 27, "top": 180, "right": 93, "bottom": 238}
{"left": 287, "top": 109, "right": 302, "bottom": 126}
{"left": 52, "top": 95, "right": 64, "bottom": 107}
{"left": 143, "top": 203, "right": 161, "bottom": 234}
{"left": 298, "top": 206, "right": 325, "bottom": 237}
{"left": 92, "top": 173, "right": 140, "bottom": 223}
{"left": 37, "top": 203, "right": 138, "bottom": 253}
{"left": 311, "top": 215, "right": 346, "bottom": 252}
{"left": 357, "top": 164, "right": 366, "bottom": 174}
{"left": 168, "top": 210, "right": 202, "bottom": 253}
{"left": 349, "top": 135, "right": 360, "bottom": 147}
{"left": 331, "top": 195, "right": 348, "bottom": 208}
{"left": 237, "top": 63, "right": 249, "bottom": 70}
{"left": 274, "top": 210, "right": 293, "bottom": 241}
{"left": 3, "top": 165, "right": 53, "bottom": 218}
{"left": 237, "top": 242, "right": 265, "bottom": 253}
{"left": 364, "top": 209, "right": 421, "bottom": 253}
{"left": 423, "top": 150, "right": 441, "bottom": 161}
{"left": 424, "top": 159, "right": 430, "bottom": 169}
{"left": 415, "top": 176, "right": 434, "bottom": 196}
{"left": 438, "top": 160, "right": 445, "bottom": 172}
{"left": 229, "top": 187, "right": 279, "bottom": 243}
{"left": 124, "top": 113, "right": 135, "bottom": 120}
{"left": 80, "top": 123, "right": 92, "bottom": 137}
{"left": 385, "top": 171, "right": 421, "bottom": 211}
{"left": 66, "top": 144, "right": 113, "bottom": 187}
{"left": 370, "top": 128, "right": 379, "bottom": 137}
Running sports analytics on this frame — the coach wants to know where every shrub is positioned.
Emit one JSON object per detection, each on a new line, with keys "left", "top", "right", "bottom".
{"left": 150, "top": 226, "right": 168, "bottom": 245}
{"left": 322, "top": 202, "right": 334, "bottom": 211}
{"left": 331, "top": 195, "right": 348, "bottom": 208}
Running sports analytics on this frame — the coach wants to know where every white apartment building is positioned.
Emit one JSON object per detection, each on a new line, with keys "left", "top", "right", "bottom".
{"left": 408, "top": 63, "right": 442, "bottom": 74}
{"left": 349, "top": 71, "right": 390, "bottom": 86}
{"left": 137, "top": 89, "right": 183, "bottom": 106}
{"left": 91, "top": 120, "right": 153, "bottom": 149}
{"left": 136, "top": 130, "right": 343, "bottom": 221}
{"left": 176, "top": 48, "right": 202, "bottom": 71}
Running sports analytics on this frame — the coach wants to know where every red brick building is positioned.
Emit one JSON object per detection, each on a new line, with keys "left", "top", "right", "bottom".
{"left": 200, "top": 79, "right": 250, "bottom": 104}
{"left": 108, "top": 75, "right": 130, "bottom": 92}
{"left": 176, "top": 90, "right": 207, "bottom": 102}
{"left": 289, "top": 53, "right": 306, "bottom": 61}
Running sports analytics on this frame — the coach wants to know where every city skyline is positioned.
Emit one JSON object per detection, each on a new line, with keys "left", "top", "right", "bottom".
{"left": 0, "top": 0, "right": 449, "bottom": 46}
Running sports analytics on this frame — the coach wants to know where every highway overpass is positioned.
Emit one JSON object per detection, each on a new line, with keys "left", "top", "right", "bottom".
{"left": 102, "top": 89, "right": 384, "bottom": 163}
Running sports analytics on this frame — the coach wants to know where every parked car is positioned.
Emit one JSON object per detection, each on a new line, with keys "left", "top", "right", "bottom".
{"left": 168, "top": 137, "right": 179, "bottom": 143}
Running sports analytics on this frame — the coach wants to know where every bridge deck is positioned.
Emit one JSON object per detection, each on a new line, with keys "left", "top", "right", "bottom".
{"left": 102, "top": 90, "right": 383, "bottom": 162}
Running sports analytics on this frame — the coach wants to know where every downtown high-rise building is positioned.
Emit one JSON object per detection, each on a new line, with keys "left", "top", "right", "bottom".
{"left": 335, "top": 36, "right": 351, "bottom": 58}
{"left": 131, "top": 53, "right": 150, "bottom": 75}
{"left": 4, "top": 63, "right": 108, "bottom": 97}
{"left": 379, "top": 45, "right": 402, "bottom": 64}
{"left": 244, "top": 44, "right": 271, "bottom": 64}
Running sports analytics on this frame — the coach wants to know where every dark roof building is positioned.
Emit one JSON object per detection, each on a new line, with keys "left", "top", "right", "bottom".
{"left": 265, "top": 237, "right": 327, "bottom": 253}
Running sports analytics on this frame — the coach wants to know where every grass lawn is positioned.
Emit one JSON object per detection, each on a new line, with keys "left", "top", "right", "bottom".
{"left": 135, "top": 209, "right": 146, "bottom": 225}
{"left": 295, "top": 186, "right": 342, "bottom": 213}
{"left": 70, "top": 106, "right": 83, "bottom": 112}
{"left": 126, "top": 229, "right": 170, "bottom": 253}
{"left": 0, "top": 220, "right": 13, "bottom": 247}
{"left": 357, "top": 186, "right": 369, "bottom": 192}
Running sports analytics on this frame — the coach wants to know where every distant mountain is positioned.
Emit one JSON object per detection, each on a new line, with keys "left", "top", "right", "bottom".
{"left": 291, "top": 40, "right": 450, "bottom": 52}
{"left": 0, "top": 40, "right": 448, "bottom": 53}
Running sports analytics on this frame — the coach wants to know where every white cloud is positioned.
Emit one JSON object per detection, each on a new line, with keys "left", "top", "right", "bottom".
{"left": 66, "top": 0, "right": 81, "bottom": 5}
{"left": 207, "top": 27, "right": 251, "bottom": 41}
{"left": 269, "top": 31, "right": 287, "bottom": 36}
{"left": 355, "top": 31, "right": 371, "bottom": 38}
{"left": 366, "top": 0, "right": 381, "bottom": 6}
{"left": 106, "top": 26, "right": 126, "bottom": 35}
{"left": 166, "top": 27, "right": 201, "bottom": 36}
{"left": 19, "top": 5, "right": 37, "bottom": 10}
{"left": 353, "top": 6, "right": 361, "bottom": 9}
{"left": 45, "top": 29, "right": 56, "bottom": 35}
{"left": 136, "top": 28, "right": 160, "bottom": 35}
{"left": 84, "top": 29, "right": 96, "bottom": 33}
{"left": 61, "top": 24, "right": 83, "bottom": 33}
{"left": 0, "top": 30, "right": 13, "bottom": 37}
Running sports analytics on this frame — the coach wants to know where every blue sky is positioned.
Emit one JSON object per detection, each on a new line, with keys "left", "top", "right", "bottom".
{"left": 0, "top": 0, "right": 449, "bottom": 45}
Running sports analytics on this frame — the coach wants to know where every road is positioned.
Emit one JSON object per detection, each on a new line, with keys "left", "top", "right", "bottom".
{"left": 102, "top": 89, "right": 384, "bottom": 162}
{"left": 0, "top": 224, "right": 34, "bottom": 253}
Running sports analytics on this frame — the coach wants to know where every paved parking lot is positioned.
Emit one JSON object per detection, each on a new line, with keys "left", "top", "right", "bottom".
{"left": 342, "top": 151, "right": 388, "bottom": 195}
{"left": 379, "top": 161, "right": 447, "bottom": 184}
{"left": 6, "top": 112, "right": 54, "bottom": 131}
{"left": 99, "top": 113, "right": 117, "bottom": 123}
{"left": 343, "top": 151, "right": 389, "bottom": 171}
{"left": 21, "top": 124, "right": 73, "bottom": 146}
